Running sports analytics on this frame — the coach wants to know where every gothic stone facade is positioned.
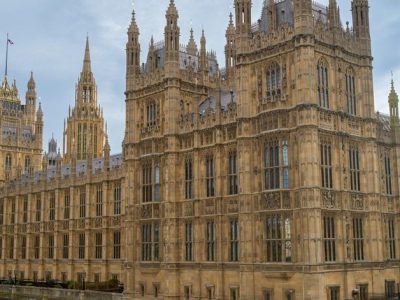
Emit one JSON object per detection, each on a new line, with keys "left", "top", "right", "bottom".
{"left": 1, "top": 0, "right": 400, "bottom": 299}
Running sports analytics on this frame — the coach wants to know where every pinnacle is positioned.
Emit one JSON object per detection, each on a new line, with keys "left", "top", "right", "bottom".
{"left": 83, "top": 36, "right": 91, "bottom": 73}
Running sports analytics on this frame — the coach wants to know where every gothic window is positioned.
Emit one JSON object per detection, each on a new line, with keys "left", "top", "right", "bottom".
{"left": 21, "top": 236, "right": 27, "bottom": 259}
{"left": 317, "top": 59, "right": 329, "bottom": 108}
{"left": 10, "top": 201, "right": 15, "bottom": 224}
{"left": 79, "top": 188, "right": 86, "bottom": 218}
{"left": 114, "top": 182, "right": 121, "bottom": 215}
{"left": 114, "top": 231, "right": 121, "bottom": 259}
{"left": 228, "top": 151, "right": 238, "bottom": 195}
{"left": 185, "top": 222, "right": 193, "bottom": 261}
{"left": 141, "top": 223, "right": 160, "bottom": 261}
{"left": 24, "top": 156, "right": 31, "bottom": 173}
{"left": 5, "top": 153, "right": 12, "bottom": 171}
{"left": 49, "top": 192, "right": 56, "bottom": 221}
{"left": 323, "top": 215, "right": 336, "bottom": 262}
{"left": 95, "top": 232, "right": 102, "bottom": 259}
{"left": 64, "top": 191, "right": 70, "bottom": 220}
{"left": 264, "top": 141, "right": 280, "bottom": 190}
{"left": 185, "top": 159, "right": 193, "bottom": 200}
{"left": 385, "top": 281, "right": 396, "bottom": 299}
{"left": 63, "top": 234, "right": 69, "bottom": 259}
{"left": 386, "top": 217, "right": 396, "bottom": 260}
{"left": 329, "top": 287, "right": 340, "bottom": 300}
{"left": 346, "top": 68, "right": 356, "bottom": 115}
{"left": 263, "top": 289, "right": 273, "bottom": 300}
{"left": 142, "top": 163, "right": 152, "bottom": 203}
{"left": 78, "top": 124, "right": 82, "bottom": 159}
{"left": 352, "top": 217, "right": 364, "bottom": 261}
{"left": 23, "top": 196, "right": 28, "bottom": 223}
{"left": 230, "top": 287, "right": 239, "bottom": 300}
{"left": 206, "top": 156, "right": 215, "bottom": 197}
{"left": 384, "top": 152, "right": 392, "bottom": 195}
{"left": 34, "top": 235, "right": 40, "bottom": 259}
{"left": 265, "top": 214, "right": 292, "bottom": 262}
{"left": 266, "top": 62, "right": 281, "bottom": 101}
{"left": 8, "top": 236, "right": 14, "bottom": 259}
{"left": 78, "top": 233, "right": 85, "bottom": 259}
{"left": 155, "top": 164, "right": 160, "bottom": 202}
{"left": 282, "top": 141, "right": 289, "bottom": 188}
{"left": 320, "top": 141, "right": 333, "bottom": 189}
{"left": 349, "top": 146, "right": 361, "bottom": 191}
{"left": 35, "top": 195, "right": 41, "bottom": 222}
{"left": 230, "top": 219, "right": 239, "bottom": 262}
{"left": 96, "top": 185, "right": 103, "bottom": 217}
{"left": 359, "top": 284, "right": 368, "bottom": 300}
{"left": 206, "top": 221, "right": 216, "bottom": 261}
{"left": 146, "top": 101, "right": 157, "bottom": 127}
{"left": 83, "top": 124, "right": 87, "bottom": 159}
{"left": 48, "top": 235, "right": 54, "bottom": 259}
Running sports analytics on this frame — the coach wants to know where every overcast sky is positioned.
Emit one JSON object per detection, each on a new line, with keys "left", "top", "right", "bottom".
{"left": 0, "top": 0, "right": 399, "bottom": 154}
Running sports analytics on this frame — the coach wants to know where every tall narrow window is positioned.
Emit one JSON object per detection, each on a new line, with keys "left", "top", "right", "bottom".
{"left": 11, "top": 201, "right": 15, "bottom": 224}
{"left": 206, "top": 156, "right": 215, "bottom": 197}
{"left": 95, "top": 232, "right": 102, "bottom": 259}
{"left": 359, "top": 284, "right": 368, "bottom": 300}
{"left": 79, "top": 188, "right": 86, "bottom": 218}
{"left": 114, "top": 231, "right": 121, "bottom": 259}
{"left": 96, "top": 185, "right": 103, "bottom": 217}
{"left": 185, "top": 223, "right": 193, "bottom": 261}
{"left": 114, "top": 182, "right": 121, "bottom": 215}
{"left": 349, "top": 146, "right": 361, "bottom": 191}
{"left": 346, "top": 69, "right": 356, "bottom": 115}
{"left": 230, "top": 288, "right": 239, "bottom": 300}
{"left": 147, "top": 102, "right": 157, "bottom": 127}
{"left": 282, "top": 141, "right": 289, "bottom": 188}
{"left": 387, "top": 217, "right": 396, "bottom": 259}
{"left": 263, "top": 289, "right": 273, "bottom": 300}
{"left": 230, "top": 219, "right": 239, "bottom": 262}
{"left": 49, "top": 192, "right": 56, "bottom": 221}
{"left": 385, "top": 281, "right": 395, "bottom": 299}
{"left": 64, "top": 191, "right": 70, "bottom": 220}
{"left": 5, "top": 154, "right": 12, "bottom": 171}
{"left": 48, "top": 235, "right": 54, "bottom": 259}
{"left": 78, "top": 124, "right": 82, "bottom": 159}
{"left": 228, "top": 151, "right": 238, "bottom": 195}
{"left": 317, "top": 60, "right": 329, "bottom": 108}
{"left": 329, "top": 287, "right": 340, "bottom": 300}
{"left": 142, "top": 163, "right": 152, "bottom": 203}
{"left": 154, "top": 164, "right": 160, "bottom": 202}
{"left": 78, "top": 233, "right": 85, "bottom": 259}
{"left": 264, "top": 141, "right": 280, "bottom": 190}
{"left": 0, "top": 200, "right": 4, "bottom": 225}
{"left": 0, "top": 237, "right": 2, "bottom": 259}
{"left": 83, "top": 124, "right": 87, "bottom": 159}
{"left": 206, "top": 221, "right": 215, "bottom": 261}
{"left": 323, "top": 216, "right": 336, "bottom": 262}
{"left": 21, "top": 236, "right": 27, "bottom": 259}
{"left": 185, "top": 160, "right": 193, "bottom": 200}
{"left": 8, "top": 236, "right": 14, "bottom": 259}
{"left": 23, "top": 196, "right": 28, "bottom": 223}
{"left": 265, "top": 214, "right": 292, "bottom": 262}
{"left": 34, "top": 235, "right": 40, "bottom": 259}
{"left": 63, "top": 234, "right": 69, "bottom": 259}
{"left": 24, "top": 156, "right": 31, "bottom": 173}
{"left": 35, "top": 195, "right": 41, "bottom": 222}
{"left": 353, "top": 217, "right": 364, "bottom": 261}
{"left": 266, "top": 63, "right": 281, "bottom": 101}
{"left": 320, "top": 142, "right": 333, "bottom": 189}
{"left": 384, "top": 152, "right": 392, "bottom": 195}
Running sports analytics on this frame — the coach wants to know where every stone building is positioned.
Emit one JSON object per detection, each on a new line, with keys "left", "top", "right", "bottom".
{"left": 0, "top": 73, "right": 43, "bottom": 183}
{"left": 1, "top": 0, "right": 400, "bottom": 299}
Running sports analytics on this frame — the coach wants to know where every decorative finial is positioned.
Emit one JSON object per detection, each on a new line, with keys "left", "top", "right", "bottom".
{"left": 229, "top": 12, "right": 233, "bottom": 25}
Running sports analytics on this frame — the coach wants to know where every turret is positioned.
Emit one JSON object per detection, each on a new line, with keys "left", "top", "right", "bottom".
{"left": 389, "top": 78, "right": 399, "bottom": 128}
{"left": 199, "top": 30, "right": 208, "bottom": 73}
{"left": 352, "top": 0, "right": 370, "bottom": 40}
{"left": 293, "top": 0, "right": 313, "bottom": 34}
{"left": 104, "top": 136, "right": 111, "bottom": 171}
{"left": 25, "top": 72, "right": 36, "bottom": 118}
{"left": 127, "top": 8, "right": 141, "bottom": 77}
{"left": 164, "top": 0, "right": 180, "bottom": 69}
{"left": 225, "top": 13, "right": 236, "bottom": 79}
{"left": 186, "top": 28, "right": 198, "bottom": 56}
{"left": 328, "top": 0, "right": 341, "bottom": 30}
{"left": 35, "top": 102, "right": 43, "bottom": 148}
{"left": 146, "top": 36, "right": 156, "bottom": 73}
{"left": 235, "top": 0, "right": 252, "bottom": 36}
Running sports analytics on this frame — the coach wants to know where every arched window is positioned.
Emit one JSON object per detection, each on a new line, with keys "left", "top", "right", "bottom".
{"left": 266, "top": 62, "right": 281, "bottom": 101}
{"left": 154, "top": 164, "right": 160, "bottom": 202}
{"left": 5, "top": 154, "right": 12, "bottom": 171}
{"left": 24, "top": 156, "right": 31, "bottom": 173}
{"left": 317, "top": 59, "right": 329, "bottom": 108}
{"left": 346, "top": 68, "right": 356, "bottom": 115}
{"left": 147, "top": 101, "right": 157, "bottom": 127}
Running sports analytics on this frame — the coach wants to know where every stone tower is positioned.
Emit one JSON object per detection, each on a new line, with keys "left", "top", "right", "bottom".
{"left": 63, "top": 37, "right": 106, "bottom": 162}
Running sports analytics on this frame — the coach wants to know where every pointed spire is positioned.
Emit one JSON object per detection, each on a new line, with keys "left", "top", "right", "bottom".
{"left": 28, "top": 71, "right": 35, "bottom": 90}
{"left": 167, "top": 0, "right": 178, "bottom": 17}
{"left": 186, "top": 28, "right": 197, "bottom": 56}
{"left": 83, "top": 35, "right": 91, "bottom": 73}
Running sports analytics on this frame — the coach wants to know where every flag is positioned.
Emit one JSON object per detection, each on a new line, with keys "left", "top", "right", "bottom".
{"left": 7, "top": 39, "right": 13, "bottom": 45}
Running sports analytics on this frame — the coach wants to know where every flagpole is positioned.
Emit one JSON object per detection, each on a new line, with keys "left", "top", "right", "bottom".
{"left": 5, "top": 33, "right": 9, "bottom": 77}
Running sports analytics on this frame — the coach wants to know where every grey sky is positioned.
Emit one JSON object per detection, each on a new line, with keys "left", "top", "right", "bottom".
{"left": 0, "top": 0, "right": 399, "bottom": 154}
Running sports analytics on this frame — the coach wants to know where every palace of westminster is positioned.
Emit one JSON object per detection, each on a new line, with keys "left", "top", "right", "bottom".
{"left": 0, "top": 0, "right": 399, "bottom": 299}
